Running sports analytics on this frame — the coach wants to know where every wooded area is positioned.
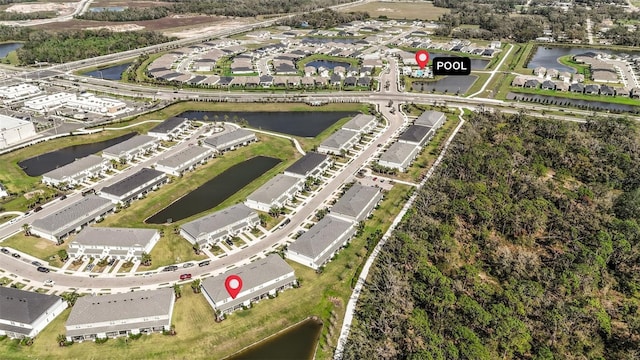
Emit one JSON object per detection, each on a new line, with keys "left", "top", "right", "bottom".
{"left": 342, "top": 110, "right": 640, "bottom": 359}
{"left": 280, "top": 9, "right": 368, "bottom": 29}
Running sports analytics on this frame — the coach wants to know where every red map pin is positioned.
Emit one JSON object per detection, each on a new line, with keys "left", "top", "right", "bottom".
{"left": 225, "top": 275, "right": 243, "bottom": 299}
{"left": 415, "top": 50, "right": 430, "bottom": 70}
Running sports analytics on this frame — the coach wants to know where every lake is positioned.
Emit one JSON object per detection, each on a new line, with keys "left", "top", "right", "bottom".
{"left": 412, "top": 75, "right": 478, "bottom": 94}
{"left": 0, "top": 43, "right": 22, "bottom": 59}
{"left": 18, "top": 133, "right": 137, "bottom": 177}
{"left": 84, "top": 62, "right": 132, "bottom": 81}
{"left": 227, "top": 318, "right": 323, "bottom": 360}
{"left": 527, "top": 46, "right": 640, "bottom": 72}
{"left": 307, "top": 59, "right": 351, "bottom": 70}
{"left": 177, "top": 110, "right": 356, "bottom": 137}
{"left": 145, "top": 156, "right": 281, "bottom": 224}
{"left": 507, "top": 92, "right": 640, "bottom": 113}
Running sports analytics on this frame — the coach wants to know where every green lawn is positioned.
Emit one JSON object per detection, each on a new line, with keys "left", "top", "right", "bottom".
{"left": 464, "top": 72, "right": 491, "bottom": 96}
{"left": 145, "top": 233, "right": 208, "bottom": 270}
{"left": 1, "top": 233, "right": 67, "bottom": 267}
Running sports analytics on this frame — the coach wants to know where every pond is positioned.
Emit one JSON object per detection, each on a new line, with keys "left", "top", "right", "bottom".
{"left": 84, "top": 62, "right": 133, "bottom": 81}
{"left": 177, "top": 110, "right": 356, "bottom": 137}
{"left": 89, "top": 6, "right": 126, "bottom": 12}
{"left": 145, "top": 156, "right": 281, "bottom": 224}
{"left": 18, "top": 133, "right": 137, "bottom": 177}
{"left": 0, "top": 43, "right": 22, "bottom": 59}
{"left": 227, "top": 318, "right": 323, "bottom": 360}
{"left": 527, "top": 46, "right": 640, "bottom": 73}
{"left": 411, "top": 75, "right": 478, "bottom": 95}
{"left": 506, "top": 92, "right": 640, "bottom": 113}
{"left": 306, "top": 59, "right": 351, "bottom": 70}
{"left": 428, "top": 52, "right": 490, "bottom": 70}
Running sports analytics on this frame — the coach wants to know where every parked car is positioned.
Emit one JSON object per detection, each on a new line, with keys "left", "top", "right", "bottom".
{"left": 37, "top": 266, "right": 50, "bottom": 273}
{"left": 107, "top": 259, "right": 115, "bottom": 266}
{"left": 59, "top": 195, "right": 67, "bottom": 200}
{"left": 86, "top": 264, "right": 94, "bottom": 271}
{"left": 372, "top": 177, "right": 378, "bottom": 181}
{"left": 179, "top": 273, "right": 192, "bottom": 281}
{"left": 44, "top": 279, "right": 55, "bottom": 286}
{"left": 31, "top": 261, "right": 42, "bottom": 267}
{"left": 34, "top": 206, "right": 43, "bottom": 212}
{"left": 1, "top": 248, "right": 9, "bottom": 254}
{"left": 162, "top": 265, "right": 178, "bottom": 272}
{"left": 225, "top": 239, "right": 234, "bottom": 246}
{"left": 198, "top": 260, "right": 210, "bottom": 267}
{"left": 12, "top": 253, "right": 20, "bottom": 258}
{"left": 183, "top": 262, "right": 194, "bottom": 268}
{"left": 143, "top": 272, "right": 153, "bottom": 277}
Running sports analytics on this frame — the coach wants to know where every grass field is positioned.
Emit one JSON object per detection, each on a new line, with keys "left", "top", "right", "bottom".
{"left": 0, "top": 184, "right": 412, "bottom": 360}
{"left": 2, "top": 233, "right": 68, "bottom": 268}
{"left": 341, "top": 1, "right": 449, "bottom": 20}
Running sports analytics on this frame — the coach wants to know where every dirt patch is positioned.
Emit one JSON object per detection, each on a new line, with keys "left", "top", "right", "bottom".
{"left": 165, "top": 18, "right": 254, "bottom": 38}
{"left": 6, "top": 2, "right": 76, "bottom": 15}
{"left": 86, "top": 23, "right": 145, "bottom": 32}
{"left": 24, "top": 190, "right": 44, "bottom": 200}
{"left": 35, "top": 14, "right": 226, "bottom": 32}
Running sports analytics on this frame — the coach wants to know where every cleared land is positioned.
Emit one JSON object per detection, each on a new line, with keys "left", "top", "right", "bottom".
{"left": 340, "top": 1, "right": 449, "bottom": 20}
{"left": 32, "top": 14, "right": 228, "bottom": 32}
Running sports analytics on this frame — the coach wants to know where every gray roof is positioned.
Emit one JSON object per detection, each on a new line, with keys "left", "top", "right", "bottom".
{"left": 181, "top": 204, "right": 258, "bottom": 240}
{"left": 331, "top": 184, "right": 382, "bottom": 221}
{"left": 0, "top": 287, "right": 63, "bottom": 327}
{"left": 156, "top": 146, "right": 211, "bottom": 170}
{"left": 203, "top": 128, "right": 256, "bottom": 149}
{"left": 102, "top": 135, "right": 156, "bottom": 157}
{"left": 414, "top": 110, "right": 445, "bottom": 128}
{"left": 284, "top": 152, "right": 328, "bottom": 177}
{"left": 379, "top": 142, "right": 420, "bottom": 166}
{"left": 343, "top": 114, "right": 376, "bottom": 132}
{"left": 66, "top": 288, "right": 173, "bottom": 335}
{"left": 201, "top": 255, "right": 294, "bottom": 307}
{"left": 246, "top": 174, "right": 301, "bottom": 205}
{"left": 319, "top": 129, "right": 358, "bottom": 150}
{"left": 287, "top": 216, "right": 355, "bottom": 264}
{"left": 71, "top": 227, "right": 158, "bottom": 248}
{"left": 398, "top": 125, "right": 432, "bottom": 144}
{"left": 43, "top": 155, "right": 106, "bottom": 181}
{"left": 149, "top": 117, "right": 189, "bottom": 134}
{"left": 31, "top": 195, "right": 114, "bottom": 237}
{"left": 101, "top": 168, "right": 165, "bottom": 197}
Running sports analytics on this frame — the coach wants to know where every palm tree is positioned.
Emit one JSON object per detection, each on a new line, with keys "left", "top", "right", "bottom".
{"left": 141, "top": 252, "right": 152, "bottom": 266}
{"left": 192, "top": 243, "right": 201, "bottom": 255}
{"left": 57, "top": 334, "right": 67, "bottom": 347}
{"left": 22, "top": 223, "right": 30, "bottom": 236}
{"left": 62, "top": 291, "right": 80, "bottom": 306}
{"left": 190, "top": 279, "right": 201, "bottom": 293}
{"left": 173, "top": 283, "right": 182, "bottom": 299}
{"left": 269, "top": 206, "right": 280, "bottom": 218}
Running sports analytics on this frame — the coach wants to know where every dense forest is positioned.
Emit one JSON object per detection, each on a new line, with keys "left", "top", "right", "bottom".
{"left": 341, "top": 111, "right": 640, "bottom": 359}
{"left": 75, "top": 7, "right": 170, "bottom": 22}
{"left": 0, "top": 11, "right": 55, "bottom": 21}
{"left": 280, "top": 8, "right": 368, "bottom": 29}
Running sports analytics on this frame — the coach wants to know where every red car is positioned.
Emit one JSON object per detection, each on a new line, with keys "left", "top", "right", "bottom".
{"left": 179, "top": 273, "right": 192, "bottom": 280}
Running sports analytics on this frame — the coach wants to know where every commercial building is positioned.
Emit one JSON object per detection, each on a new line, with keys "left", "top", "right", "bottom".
{"left": 180, "top": 204, "right": 260, "bottom": 247}
{"left": 414, "top": 110, "right": 445, "bottom": 129}
{"left": 330, "top": 184, "right": 382, "bottom": 222}
{"left": 30, "top": 195, "right": 115, "bottom": 242}
{"left": 286, "top": 215, "right": 356, "bottom": 270}
{"left": 99, "top": 168, "right": 167, "bottom": 204}
{"left": 245, "top": 174, "right": 304, "bottom": 212}
{"left": 0, "top": 114, "right": 37, "bottom": 149}
{"left": 378, "top": 142, "right": 421, "bottom": 172}
{"left": 201, "top": 255, "right": 296, "bottom": 319}
{"left": 203, "top": 128, "right": 257, "bottom": 153}
{"left": 23, "top": 92, "right": 76, "bottom": 112}
{"left": 65, "top": 288, "right": 175, "bottom": 342}
{"left": 0, "top": 287, "right": 67, "bottom": 339}
{"left": 317, "top": 129, "right": 359, "bottom": 155}
{"left": 283, "top": 152, "right": 331, "bottom": 179}
{"left": 342, "top": 114, "right": 377, "bottom": 134}
{"left": 41, "top": 155, "right": 111, "bottom": 187}
{"left": 155, "top": 146, "right": 214, "bottom": 176}
{"left": 68, "top": 227, "right": 160, "bottom": 261}
{"left": 148, "top": 117, "right": 191, "bottom": 140}
{"left": 64, "top": 94, "right": 126, "bottom": 115}
{"left": 0, "top": 84, "right": 42, "bottom": 103}
{"left": 397, "top": 125, "right": 434, "bottom": 147}
{"left": 101, "top": 135, "right": 158, "bottom": 162}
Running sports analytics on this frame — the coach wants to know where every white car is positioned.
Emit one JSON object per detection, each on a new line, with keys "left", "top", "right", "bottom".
{"left": 43, "top": 279, "right": 54, "bottom": 286}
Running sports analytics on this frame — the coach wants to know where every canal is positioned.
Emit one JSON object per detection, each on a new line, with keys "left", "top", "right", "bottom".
{"left": 18, "top": 132, "right": 137, "bottom": 177}
{"left": 145, "top": 156, "right": 281, "bottom": 224}
{"left": 506, "top": 92, "right": 640, "bottom": 113}
{"left": 177, "top": 110, "right": 356, "bottom": 137}
{"left": 412, "top": 74, "right": 478, "bottom": 94}
{"left": 227, "top": 318, "right": 323, "bottom": 360}
{"left": 84, "top": 62, "right": 133, "bottom": 81}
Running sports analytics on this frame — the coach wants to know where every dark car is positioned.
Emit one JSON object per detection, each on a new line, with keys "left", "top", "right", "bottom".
{"left": 59, "top": 195, "right": 67, "bottom": 200}
{"left": 162, "top": 265, "right": 178, "bottom": 272}
{"left": 34, "top": 206, "right": 43, "bottom": 212}
{"left": 225, "top": 239, "right": 234, "bottom": 246}
{"left": 37, "top": 266, "right": 50, "bottom": 273}
{"left": 0, "top": 248, "right": 9, "bottom": 254}
{"left": 179, "top": 273, "right": 192, "bottom": 281}
{"left": 12, "top": 253, "right": 20, "bottom": 258}
{"left": 198, "top": 260, "right": 210, "bottom": 267}
{"left": 31, "top": 261, "right": 42, "bottom": 267}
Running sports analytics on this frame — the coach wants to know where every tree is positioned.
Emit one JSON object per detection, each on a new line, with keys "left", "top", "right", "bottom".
{"left": 173, "top": 283, "right": 181, "bottom": 299}
{"left": 57, "top": 249, "right": 68, "bottom": 261}
{"left": 259, "top": 213, "right": 269, "bottom": 226}
{"left": 613, "top": 188, "right": 640, "bottom": 221}
{"left": 191, "top": 278, "right": 201, "bottom": 293}
{"left": 269, "top": 206, "right": 280, "bottom": 218}
{"left": 62, "top": 291, "right": 80, "bottom": 306}
{"left": 22, "top": 223, "right": 30, "bottom": 236}
{"left": 57, "top": 334, "right": 67, "bottom": 347}
{"left": 141, "top": 252, "right": 152, "bottom": 266}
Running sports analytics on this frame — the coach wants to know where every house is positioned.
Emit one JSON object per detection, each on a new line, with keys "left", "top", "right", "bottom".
{"left": 524, "top": 79, "right": 540, "bottom": 88}
{"left": 180, "top": 204, "right": 260, "bottom": 247}
{"left": 357, "top": 77, "right": 372, "bottom": 87}
{"left": 0, "top": 287, "right": 67, "bottom": 339}
{"left": 599, "top": 84, "right": 615, "bottom": 96}
{"left": 490, "top": 40, "right": 501, "bottom": 49}
{"left": 65, "top": 288, "right": 175, "bottom": 342}
{"left": 398, "top": 125, "right": 434, "bottom": 147}
{"left": 147, "top": 117, "right": 190, "bottom": 141}
{"left": 533, "top": 67, "right": 546, "bottom": 76}
{"left": 559, "top": 71, "right": 572, "bottom": 81}
{"left": 378, "top": 142, "right": 421, "bottom": 172}
{"left": 201, "top": 255, "right": 296, "bottom": 319}
{"left": 101, "top": 135, "right": 158, "bottom": 163}
{"left": 317, "top": 129, "right": 359, "bottom": 155}
{"left": 616, "top": 87, "right": 630, "bottom": 97}
{"left": 584, "top": 84, "right": 600, "bottom": 95}
{"left": 554, "top": 81, "right": 569, "bottom": 91}
{"left": 342, "top": 114, "right": 377, "bottom": 134}
{"left": 41, "top": 155, "right": 111, "bottom": 188}
{"left": 573, "top": 74, "right": 585, "bottom": 83}
{"left": 283, "top": 152, "right": 331, "bottom": 179}
{"left": 68, "top": 227, "right": 160, "bottom": 261}
{"left": 245, "top": 174, "right": 303, "bottom": 212}
{"left": 546, "top": 69, "right": 559, "bottom": 79}
{"left": 259, "top": 75, "right": 273, "bottom": 87}
{"left": 344, "top": 76, "right": 357, "bottom": 87}
{"left": 30, "top": 195, "right": 115, "bottom": 242}
{"left": 99, "top": 168, "right": 167, "bottom": 205}
{"left": 330, "top": 183, "right": 382, "bottom": 222}
{"left": 286, "top": 215, "right": 356, "bottom": 270}
{"left": 304, "top": 66, "right": 317, "bottom": 76}
{"left": 203, "top": 128, "right": 257, "bottom": 153}
{"left": 631, "top": 87, "right": 640, "bottom": 99}
{"left": 329, "top": 74, "right": 342, "bottom": 86}
{"left": 570, "top": 83, "right": 585, "bottom": 93}
{"left": 155, "top": 146, "right": 214, "bottom": 176}
{"left": 511, "top": 76, "right": 527, "bottom": 87}
{"left": 414, "top": 110, "right": 445, "bottom": 129}
{"left": 541, "top": 80, "right": 556, "bottom": 90}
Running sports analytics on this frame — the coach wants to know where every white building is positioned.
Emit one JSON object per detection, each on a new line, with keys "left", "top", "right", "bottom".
{"left": 41, "top": 155, "right": 111, "bottom": 187}
{"left": 180, "top": 204, "right": 260, "bottom": 247}
{"left": 203, "top": 128, "right": 257, "bottom": 153}
{"left": 0, "top": 114, "right": 37, "bottom": 149}
{"left": 0, "top": 83, "right": 42, "bottom": 103}
{"left": 67, "top": 227, "right": 160, "bottom": 261}
{"left": 65, "top": 288, "right": 175, "bottom": 342}
{"left": 0, "top": 287, "right": 67, "bottom": 339}
{"left": 330, "top": 183, "right": 383, "bottom": 222}
{"left": 64, "top": 93, "right": 126, "bottom": 115}
{"left": 282, "top": 152, "right": 331, "bottom": 179}
{"left": 378, "top": 142, "right": 421, "bottom": 172}
{"left": 155, "top": 146, "right": 213, "bottom": 176}
{"left": 23, "top": 92, "right": 76, "bottom": 112}
{"left": 201, "top": 255, "right": 296, "bottom": 319}
{"left": 148, "top": 117, "right": 191, "bottom": 140}
{"left": 317, "top": 129, "right": 359, "bottom": 156}
{"left": 99, "top": 168, "right": 167, "bottom": 204}
{"left": 245, "top": 174, "right": 304, "bottom": 212}
{"left": 101, "top": 135, "right": 158, "bottom": 162}
{"left": 342, "top": 114, "right": 377, "bottom": 134}
{"left": 414, "top": 110, "right": 446, "bottom": 129}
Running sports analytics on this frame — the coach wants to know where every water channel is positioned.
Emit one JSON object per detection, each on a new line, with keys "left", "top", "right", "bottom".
{"left": 527, "top": 46, "right": 640, "bottom": 72}
{"left": 145, "top": 156, "right": 281, "bottom": 224}
{"left": 506, "top": 92, "right": 640, "bottom": 113}
{"left": 84, "top": 62, "right": 133, "bottom": 81}
{"left": 18, "top": 133, "right": 137, "bottom": 177}
{"left": 177, "top": 111, "right": 355, "bottom": 137}
{"left": 411, "top": 75, "right": 478, "bottom": 94}
{"left": 0, "top": 43, "right": 22, "bottom": 59}
{"left": 226, "top": 318, "right": 323, "bottom": 360}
